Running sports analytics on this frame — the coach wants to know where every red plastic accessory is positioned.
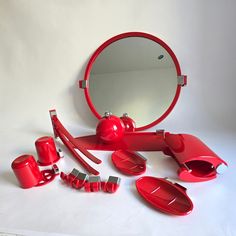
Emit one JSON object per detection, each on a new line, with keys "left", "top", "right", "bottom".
{"left": 136, "top": 176, "right": 193, "bottom": 216}
{"left": 35, "top": 136, "right": 60, "bottom": 166}
{"left": 52, "top": 164, "right": 60, "bottom": 175}
{"left": 96, "top": 112, "right": 125, "bottom": 144}
{"left": 50, "top": 109, "right": 101, "bottom": 175}
{"left": 120, "top": 113, "right": 136, "bottom": 132}
{"left": 102, "top": 176, "right": 121, "bottom": 193}
{"left": 76, "top": 131, "right": 166, "bottom": 151}
{"left": 84, "top": 176, "right": 101, "bottom": 192}
{"left": 12, "top": 155, "right": 43, "bottom": 188}
{"left": 39, "top": 167, "right": 59, "bottom": 186}
{"left": 73, "top": 172, "right": 88, "bottom": 189}
{"left": 60, "top": 168, "right": 88, "bottom": 189}
{"left": 67, "top": 168, "right": 80, "bottom": 185}
{"left": 111, "top": 150, "right": 146, "bottom": 175}
{"left": 60, "top": 171, "right": 68, "bottom": 181}
{"left": 164, "top": 133, "right": 228, "bottom": 182}
{"left": 11, "top": 154, "right": 59, "bottom": 189}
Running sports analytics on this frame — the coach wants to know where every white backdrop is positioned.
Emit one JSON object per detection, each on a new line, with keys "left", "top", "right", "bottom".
{"left": 0, "top": 0, "right": 236, "bottom": 236}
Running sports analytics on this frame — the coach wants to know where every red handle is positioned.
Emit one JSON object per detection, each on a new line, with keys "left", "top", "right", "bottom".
{"left": 56, "top": 130, "right": 99, "bottom": 175}
{"left": 52, "top": 116, "right": 101, "bottom": 164}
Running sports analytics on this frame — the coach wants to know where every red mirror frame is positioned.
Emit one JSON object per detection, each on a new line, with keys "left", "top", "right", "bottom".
{"left": 81, "top": 32, "right": 182, "bottom": 131}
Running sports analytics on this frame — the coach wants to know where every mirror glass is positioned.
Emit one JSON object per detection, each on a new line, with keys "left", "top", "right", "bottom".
{"left": 88, "top": 36, "right": 178, "bottom": 128}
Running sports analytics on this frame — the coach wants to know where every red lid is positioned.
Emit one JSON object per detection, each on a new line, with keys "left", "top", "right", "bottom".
{"left": 136, "top": 176, "right": 193, "bottom": 216}
{"left": 35, "top": 136, "right": 53, "bottom": 143}
{"left": 11, "top": 154, "right": 35, "bottom": 169}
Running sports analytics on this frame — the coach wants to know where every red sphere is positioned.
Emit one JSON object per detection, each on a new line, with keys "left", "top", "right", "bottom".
{"left": 120, "top": 113, "right": 136, "bottom": 132}
{"left": 96, "top": 112, "right": 125, "bottom": 144}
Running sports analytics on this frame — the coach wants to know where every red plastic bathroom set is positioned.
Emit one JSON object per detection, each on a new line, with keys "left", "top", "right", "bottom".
{"left": 11, "top": 32, "right": 228, "bottom": 216}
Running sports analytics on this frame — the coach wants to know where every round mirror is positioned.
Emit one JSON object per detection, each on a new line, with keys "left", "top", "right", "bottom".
{"left": 82, "top": 32, "right": 183, "bottom": 131}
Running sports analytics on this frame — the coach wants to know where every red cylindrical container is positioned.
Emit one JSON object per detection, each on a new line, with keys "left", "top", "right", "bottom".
{"left": 35, "top": 136, "right": 60, "bottom": 166}
{"left": 11, "top": 155, "right": 43, "bottom": 188}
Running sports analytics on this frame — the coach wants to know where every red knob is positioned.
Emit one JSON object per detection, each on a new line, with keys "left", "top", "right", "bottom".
{"left": 96, "top": 112, "right": 125, "bottom": 144}
{"left": 120, "top": 113, "right": 136, "bottom": 132}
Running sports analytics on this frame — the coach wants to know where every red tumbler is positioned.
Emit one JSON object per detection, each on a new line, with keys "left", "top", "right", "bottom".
{"left": 35, "top": 136, "right": 60, "bottom": 166}
{"left": 11, "top": 154, "right": 44, "bottom": 188}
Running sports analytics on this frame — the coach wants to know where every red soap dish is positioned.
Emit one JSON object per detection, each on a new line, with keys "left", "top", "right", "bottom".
{"left": 111, "top": 150, "right": 146, "bottom": 175}
{"left": 136, "top": 176, "right": 193, "bottom": 216}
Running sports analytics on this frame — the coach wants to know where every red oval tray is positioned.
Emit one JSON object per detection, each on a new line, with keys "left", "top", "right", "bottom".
{"left": 136, "top": 176, "right": 193, "bottom": 216}
{"left": 111, "top": 150, "right": 146, "bottom": 175}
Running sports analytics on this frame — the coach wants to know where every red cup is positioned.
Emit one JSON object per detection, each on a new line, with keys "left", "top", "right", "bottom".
{"left": 11, "top": 154, "right": 44, "bottom": 188}
{"left": 35, "top": 136, "right": 60, "bottom": 166}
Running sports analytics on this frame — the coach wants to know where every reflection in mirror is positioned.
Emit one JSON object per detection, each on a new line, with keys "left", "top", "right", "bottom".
{"left": 89, "top": 36, "right": 177, "bottom": 127}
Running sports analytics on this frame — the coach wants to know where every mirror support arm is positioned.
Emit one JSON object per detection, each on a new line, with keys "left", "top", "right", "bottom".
{"left": 79, "top": 80, "right": 88, "bottom": 89}
{"left": 177, "top": 75, "right": 187, "bottom": 86}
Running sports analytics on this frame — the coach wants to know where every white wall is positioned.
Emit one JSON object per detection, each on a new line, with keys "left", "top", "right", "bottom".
{"left": 1, "top": 0, "right": 235, "bottom": 135}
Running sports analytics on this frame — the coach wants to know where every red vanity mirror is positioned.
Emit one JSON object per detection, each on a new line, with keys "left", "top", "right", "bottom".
{"left": 80, "top": 32, "right": 186, "bottom": 130}
{"left": 50, "top": 32, "right": 227, "bottom": 182}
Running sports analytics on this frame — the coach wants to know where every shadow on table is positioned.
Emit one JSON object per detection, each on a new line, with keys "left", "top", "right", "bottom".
{"left": 1, "top": 171, "right": 19, "bottom": 187}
